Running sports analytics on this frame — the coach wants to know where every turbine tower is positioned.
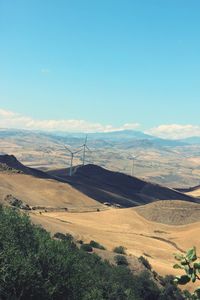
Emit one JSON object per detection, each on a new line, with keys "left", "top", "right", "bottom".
{"left": 81, "top": 135, "right": 92, "bottom": 165}
{"left": 130, "top": 155, "right": 140, "bottom": 176}
{"left": 64, "top": 146, "right": 82, "bottom": 176}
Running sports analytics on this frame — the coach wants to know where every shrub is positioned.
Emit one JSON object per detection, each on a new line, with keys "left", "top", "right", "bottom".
{"left": 159, "top": 275, "right": 184, "bottom": 300}
{"left": 77, "top": 239, "right": 83, "bottom": 244}
{"left": 114, "top": 255, "right": 129, "bottom": 266}
{"left": 139, "top": 255, "right": 152, "bottom": 270}
{"left": 113, "top": 245, "right": 126, "bottom": 254}
{"left": 53, "top": 232, "right": 74, "bottom": 242}
{"left": 80, "top": 243, "right": 93, "bottom": 252}
{"left": 89, "top": 240, "right": 106, "bottom": 250}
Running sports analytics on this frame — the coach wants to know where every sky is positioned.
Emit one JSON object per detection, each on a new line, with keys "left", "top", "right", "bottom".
{"left": 0, "top": 0, "right": 200, "bottom": 138}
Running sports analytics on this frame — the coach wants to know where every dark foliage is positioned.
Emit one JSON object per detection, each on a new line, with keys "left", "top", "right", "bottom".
{"left": 139, "top": 256, "right": 152, "bottom": 270}
{"left": 113, "top": 246, "right": 126, "bottom": 255}
{"left": 114, "top": 255, "right": 129, "bottom": 266}
{"left": 159, "top": 276, "right": 185, "bottom": 300}
{"left": 0, "top": 206, "right": 184, "bottom": 300}
{"left": 80, "top": 243, "right": 93, "bottom": 252}
{"left": 89, "top": 240, "right": 106, "bottom": 250}
{"left": 53, "top": 232, "right": 73, "bottom": 242}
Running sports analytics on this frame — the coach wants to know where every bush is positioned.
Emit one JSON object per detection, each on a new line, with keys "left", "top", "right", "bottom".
{"left": 159, "top": 275, "right": 184, "bottom": 300}
{"left": 139, "top": 255, "right": 152, "bottom": 270}
{"left": 114, "top": 255, "right": 129, "bottom": 266}
{"left": 80, "top": 243, "right": 93, "bottom": 252}
{"left": 113, "top": 245, "right": 126, "bottom": 254}
{"left": 53, "top": 232, "right": 73, "bottom": 241}
{"left": 89, "top": 240, "right": 106, "bottom": 250}
{"left": 77, "top": 239, "right": 83, "bottom": 244}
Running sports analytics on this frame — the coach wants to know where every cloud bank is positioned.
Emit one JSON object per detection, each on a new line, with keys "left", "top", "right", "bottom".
{"left": 146, "top": 124, "right": 200, "bottom": 139}
{"left": 0, "top": 108, "right": 139, "bottom": 133}
{"left": 1, "top": 108, "right": 200, "bottom": 139}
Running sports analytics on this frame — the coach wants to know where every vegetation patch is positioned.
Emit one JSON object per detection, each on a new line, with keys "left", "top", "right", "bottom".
{"left": 113, "top": 245, "right": 126, "bottom": 254}
{"left": 89, "top": 240, "right": 106, "bottom": 250}
{"left": 139, "top": 256, "right": 152, "bottom": 270}
{"left": 53, "top": 232, "right": 73, "bottom": 242}
{"left": 114, "top": 255, "right": 129, "bottom": 266}
{"left": 0, "top": 205, "right": 184, "bottom": 300}
{"left": 80, "top": 243, "right": 93, "bottom": 252}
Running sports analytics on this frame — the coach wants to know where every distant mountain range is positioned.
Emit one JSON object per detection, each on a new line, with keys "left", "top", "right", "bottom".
{"left": 0, "top": 128, "right": 195, "bottom": 148}
{"left": 180, "top": 136, "right": 200, "bottom": 144}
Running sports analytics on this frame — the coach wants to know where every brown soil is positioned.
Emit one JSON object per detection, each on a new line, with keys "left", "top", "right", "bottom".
{"left": 135, "top": 200, "right": 200, "bottom": 225}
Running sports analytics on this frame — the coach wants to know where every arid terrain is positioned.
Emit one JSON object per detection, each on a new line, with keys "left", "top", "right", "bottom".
{"left": 31, "top": 207, "right": 200, "bottom": 280}
{"left": 1, "top": 152, "right": 200, "bottom": 289}
{"left": 1, "top": 128, "right": 200, "bottom": 188}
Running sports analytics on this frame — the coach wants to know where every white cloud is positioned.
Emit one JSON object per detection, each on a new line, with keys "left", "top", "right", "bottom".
{"left": 147, "top": 124, "right": 200, "bottom": 139}
{"left": 1, "top": 109, "right": 200, "bottom": 139}
{"left": 0, "top": 109, "right": 17, "bottom": 117}
{"left": 0, "top": 108, "right": 139, "bottom": 133}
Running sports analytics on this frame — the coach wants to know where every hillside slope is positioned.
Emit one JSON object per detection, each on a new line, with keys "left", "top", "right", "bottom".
{"left": 0, "top": 173, "right": 103, "bottom": 211}
{"left": 0, "top": 155, "right": 103, "bottom": 212}
{"left": 48, "top": 164, "right": 198, "bottom": 207}
{"left": 1, "top": 154, "right": 198, "bottom": 209}
{"left": 0, "top": 154, "right": 53, "bottom": 179}
{"left": 135, "top": 200, "right": 200, "bottom": 225}
{"left": 31, "top": 205, "right": 200, "bottom": 280}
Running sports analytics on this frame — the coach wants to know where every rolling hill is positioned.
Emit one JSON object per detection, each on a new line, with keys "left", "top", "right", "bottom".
{"left": 0, "top": 155, "right": 103, "bottom": 212}
{"left": 0, "top": 154, "right": 53, "bottom": 179}
{"left": 2, "top": 128, "right": 200, "bottom": 189}
{"left": 1, "top": 154, "right": 199, "bottom": 209}
{"left": 1, "top": 153, "right": 200, "bottom": 283}
{"left": 47, "top": 164, "right": 199, "bottom": 206}
{"left": 135, "top": 200, "right": 200, "bottom": 225}
{"left": 31, "top": 204, "right": 200, "bottom": 280}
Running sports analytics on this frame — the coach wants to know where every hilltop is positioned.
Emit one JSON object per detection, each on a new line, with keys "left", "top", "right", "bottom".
{"left": 48, "top": 164, "right": 198, "bottom": 206}
{"left": 0, "top": 155, "right": 103, "bottom": 212}
{"left": 0, "top": 154, "right": 52, "bottom": 179}
{"left": 0, "top": 154, "right": 198, "bottom": 208}
{"left": 135, "top": 200, "right": 200, "bottom": 225}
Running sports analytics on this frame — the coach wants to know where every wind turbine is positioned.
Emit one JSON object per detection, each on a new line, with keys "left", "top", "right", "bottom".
{"left": 64, "top": 146, "right": 82, "bottom": 176}
{"left": 81, "top": 135, "right": 92, "bottom": 165}
{"left": 130, "top": 155, "right": 140, "bottom": 176}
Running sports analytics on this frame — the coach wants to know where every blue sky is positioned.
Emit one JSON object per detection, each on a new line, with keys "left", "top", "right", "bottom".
{"left": 0, "top": 0, "right": 200, "bottom": 138}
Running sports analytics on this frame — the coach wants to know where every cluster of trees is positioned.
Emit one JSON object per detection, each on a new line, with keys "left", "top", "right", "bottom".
{"left": 0, "top": 205, "right": 184, "bottom": 299}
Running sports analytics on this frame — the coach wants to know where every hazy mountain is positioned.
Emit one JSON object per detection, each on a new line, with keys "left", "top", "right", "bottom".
{"left": 180, "top": 136, "right": 200, "bottom": 144}
{"left": 0, "top": 128, "right": 188, "bottom": 148}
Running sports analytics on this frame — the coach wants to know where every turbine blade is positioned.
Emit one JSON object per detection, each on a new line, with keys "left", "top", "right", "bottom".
{"left": 64, "top": 145, "right": 73, "bottom": 154}
{"left": 86, "top": 145, "right": 92, "bottom": 152}
{"left": 74, "top": 149, "right": 83, "bottom": 154}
